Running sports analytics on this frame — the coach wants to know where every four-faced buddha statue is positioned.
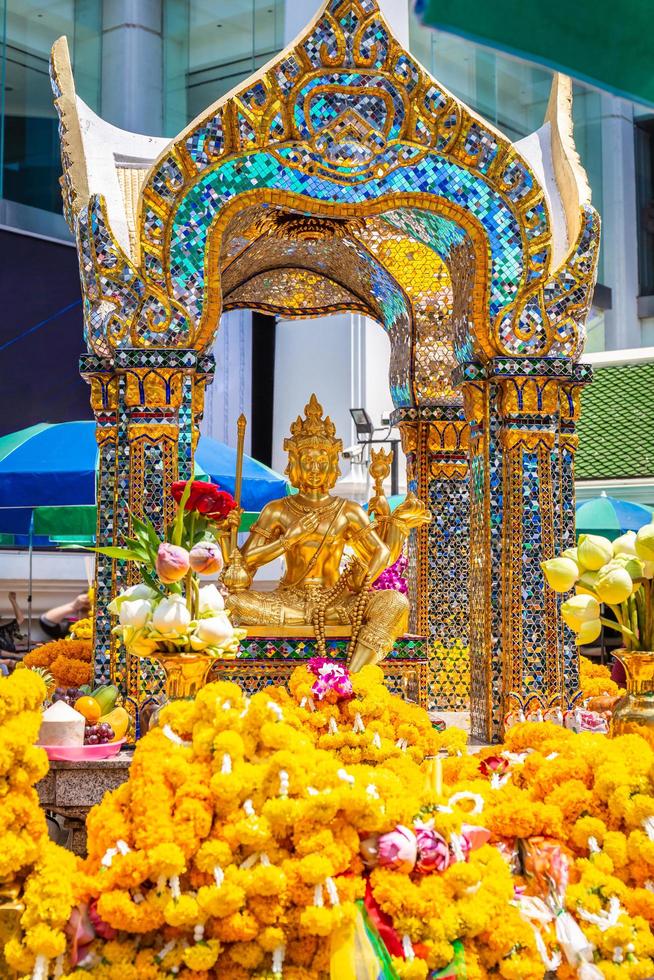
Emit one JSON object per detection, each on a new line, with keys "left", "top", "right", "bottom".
{"left": 221, "top": 394, "right": 430, "bottom": 670}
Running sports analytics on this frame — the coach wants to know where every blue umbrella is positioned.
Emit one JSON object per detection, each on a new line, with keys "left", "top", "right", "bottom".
{"left": 0, "top": 421, "right": 288, "bottom": 527}
{"left": 575, "top": 493, "right": 654, "bottom": 540}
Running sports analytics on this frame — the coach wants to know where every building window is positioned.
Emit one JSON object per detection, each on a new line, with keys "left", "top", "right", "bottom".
{"left": 0, "top": 0, "right": 101, "bottom": 213}
{"left": 164, "top": 0, "right": 285, "bottom": 136}
{"left": 635, "top": 114, "right": 654, "bottom": 298}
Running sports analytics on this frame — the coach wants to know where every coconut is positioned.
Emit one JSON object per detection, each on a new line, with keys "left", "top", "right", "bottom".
{"left": 38, "top": 700, "right": 86, "bottom": 746}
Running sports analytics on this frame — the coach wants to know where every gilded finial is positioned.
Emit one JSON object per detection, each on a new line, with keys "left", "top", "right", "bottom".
{"left": 284, "top": 394, "right": 343, "bottom": 455}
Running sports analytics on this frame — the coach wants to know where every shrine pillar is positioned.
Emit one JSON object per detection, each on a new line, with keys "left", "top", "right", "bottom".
{"left": 460, "top": 358, "right": 592, "bottom": 742}
{"left": 81, "top": 349, "right": 214, "bottom": 692}
{"left": 393, "top": 405, "right": 470, "bottom": 710}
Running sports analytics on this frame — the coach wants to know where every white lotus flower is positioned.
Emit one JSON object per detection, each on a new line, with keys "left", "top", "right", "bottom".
{"left": 118, "top": 598, "right": 152, "bottom": 629}
{"left": 193, "top": 614, "right": 234, "bottom": 646}
{"left": 151, "top": 596, "right": 191, "bottom": 634}
{"left": 198, "top": 584, "right": 225, "bottom": 614}
{"left": 108, "top": 582, "right": 157, "bottom": 614}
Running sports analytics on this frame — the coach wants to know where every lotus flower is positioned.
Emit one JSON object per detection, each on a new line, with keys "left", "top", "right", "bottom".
{"left": 595, "top": 565, "right": 633, "bottom": 604}
{"left": 108, "top": 582, "right": 157, "bottom": 614}
{"left": 193, "top": 614, "right": 234, "bottom": 647}
{"left": 118, "top": 598, "right": 152, "bottom": 629}
{"left": 415, "top": 826, "right": 450, "bottom": 874}
{"left": 541, "top": 557, "right": 579, "bottom": 592}
{"left": 377, "top": 825, "right": 417, "bottom": 873}
{"left": 156, "top": 543, "right": 190, "bottom": 584}
{"left": 613, "top": 530, "right": 638, "bottom": 557}
{"left": 636, "top": 523, "right": 654, "bottom": 561}
{"left": 198, "top": 583, "right": 225, "bottom": 613}
{"left": 575, "top": 619, "right": 602, "bottom": 645}
{"left": 578, "top": 534, "right": 613, "bottom": 570}
{"left": 561, "top": 594, "right": 600, "bottom": 632}
{"left": 151, "top": 595, "right": 191, "bottom": 634}
{"left": 189, "top": 541, "right": 223, "bottom": 576}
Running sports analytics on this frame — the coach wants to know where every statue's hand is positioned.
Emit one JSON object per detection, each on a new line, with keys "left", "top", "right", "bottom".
{"left": 392, "top": 493, "right": 432, "bottom": 529}
{"left": 223, "top": 508, "right": 242, "bottom": 534}
{"left": 284, "top": 510, "right": 320, "bottom": 546}
{"left": 368, "top": 494, "right": 390, "bottom": 519}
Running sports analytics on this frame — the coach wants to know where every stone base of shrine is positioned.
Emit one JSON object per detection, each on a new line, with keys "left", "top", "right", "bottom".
{"left": 37, "top": 754, "right": 133, "bottom": 855}
{"left": 210, "top": 632, "right": 430, "bottom": 708}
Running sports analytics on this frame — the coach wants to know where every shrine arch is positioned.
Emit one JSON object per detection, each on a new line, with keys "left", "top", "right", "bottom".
{"left": 51, "top": 0, "right": 600, "bottom": 741}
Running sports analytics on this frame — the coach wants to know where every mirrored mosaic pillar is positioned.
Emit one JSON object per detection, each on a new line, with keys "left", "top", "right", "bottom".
{"left": 81, "top": 349, "right": 214, "bottom": 693}
{"left": 460, "top": 358, "right": 591, "bottom": 742}
{"left": 559, "top": 365, "right": 593, "bottom": 699}
{"left": 394, "top": 405, "right": 470, "bottom": 710}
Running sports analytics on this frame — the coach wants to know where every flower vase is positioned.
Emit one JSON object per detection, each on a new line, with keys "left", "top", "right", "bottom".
{"left": 154, "top": 651, "right": 214, "bottom": 700}
{"left": 611, "top": 651, "right": 654, "bottom": 746}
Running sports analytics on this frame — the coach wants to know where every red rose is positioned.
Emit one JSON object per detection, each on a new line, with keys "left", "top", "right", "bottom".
{"left": 170, "top": 481, "right": 237, "bottom": 520}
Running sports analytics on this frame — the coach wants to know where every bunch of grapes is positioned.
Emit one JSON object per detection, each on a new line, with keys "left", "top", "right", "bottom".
{"left": 84, "top": 722, "right": 115, "bottom": 745}
{"left": 52, "top": 687, "right": 85, "bottom": 706}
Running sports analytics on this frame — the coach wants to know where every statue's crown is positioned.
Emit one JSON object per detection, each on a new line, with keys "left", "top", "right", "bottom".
{"left": 284, "top": 394, "right": 343, "bottom": 454}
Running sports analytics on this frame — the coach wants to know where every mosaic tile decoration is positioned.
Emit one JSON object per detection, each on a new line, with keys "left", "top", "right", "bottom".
{"left": 209, "top": 634, "right": 429, "bottom": 708}
{"left": 51, "top": 0, "right": 600, "bottom": 739}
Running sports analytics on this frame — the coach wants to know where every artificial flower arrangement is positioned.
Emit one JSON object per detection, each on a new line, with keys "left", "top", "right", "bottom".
{"left": 99, "top": 480, "right": 244, "bottom": 662}
{"left": 9, "top": 659, "right": 654, "bottom": 979}
{"left": 542, "top": 524, "right": 654, "bottom": 650}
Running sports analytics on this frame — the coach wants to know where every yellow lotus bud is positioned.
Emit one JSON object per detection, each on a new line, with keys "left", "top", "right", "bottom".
{"left": 595, "top": 566, "right": 633, "bottom": 604}
{"left": 643, "top": 561, "right": 654, "bottom": 580}
{"left": 575, "top": 570, "right": 599, "bottom": 597}
{"left": 562, "top": 547, "right": 579, "bottom": 562}
{"left": 575, "top": 619, "right": 602, "bottom": 645}
{"left": 577, "top": 534, "right": 613, "bottom": 571}
{"left": 561, "top": 594, "right": 600, "bottom": 632}
{"left": 636, "top": 523, "right": 654, "bottom": 562}
{"left": 612, "top": 530, "right": 638, "bottom": 557}
{"left": 541, "top": 557, "right": 579, "bottom": 593}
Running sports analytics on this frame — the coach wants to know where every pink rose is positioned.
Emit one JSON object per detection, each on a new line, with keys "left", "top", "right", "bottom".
{"left": 189, "top": 541, "right": 223, "bottom": 576}
{"left": 156, "top": 542, "right": 190, "bottom": 583}
{"left": 415, "top": 826, "right": 450, "bottom": 874}
{"left": 377, "top": 825, "right": 417, "bottom": 873}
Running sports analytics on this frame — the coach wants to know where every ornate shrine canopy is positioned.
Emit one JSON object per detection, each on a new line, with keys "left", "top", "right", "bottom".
{"left": 50, "top": 0, "right": 598, "bottom": 410}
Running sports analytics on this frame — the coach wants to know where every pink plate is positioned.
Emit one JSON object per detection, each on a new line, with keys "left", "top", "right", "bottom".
{"left": 41, "top": 739, "right": 126, "bottom": 762}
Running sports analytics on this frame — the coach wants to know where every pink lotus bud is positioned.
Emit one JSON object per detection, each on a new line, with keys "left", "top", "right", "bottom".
{"left": 156, "top": 542, "right": 190, "bottom": 583}
{"left": 189, "top": 541, "right": 223, "bottom": 576}
{"left": 415, "top": 826, "right": 450, "bottom": 874}
{"left": 377, "top": 825, "right": 417, "bottom": 873}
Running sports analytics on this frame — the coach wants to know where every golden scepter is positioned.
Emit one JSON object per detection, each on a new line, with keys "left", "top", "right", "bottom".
{"left": 222, "top": 414, "right": 251, "bottom": 591}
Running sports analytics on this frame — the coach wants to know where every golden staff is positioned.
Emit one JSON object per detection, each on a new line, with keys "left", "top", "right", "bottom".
{"left": 232, "top": 413, "right": 247, "bottom": 552}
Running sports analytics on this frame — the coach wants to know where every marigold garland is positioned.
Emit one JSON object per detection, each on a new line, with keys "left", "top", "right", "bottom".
{"left": 23, "top": 639, "right": 92, "bottom": 689}
{"left": 8, "top": 659, "right": 654, "bottom": 977}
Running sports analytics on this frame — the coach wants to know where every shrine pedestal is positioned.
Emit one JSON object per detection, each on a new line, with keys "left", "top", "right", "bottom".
{"left": 37, "top": 754, "right": 133, "bottom": 855}
{"left": 210, "top": 631, "right": 430, "bottom": 708}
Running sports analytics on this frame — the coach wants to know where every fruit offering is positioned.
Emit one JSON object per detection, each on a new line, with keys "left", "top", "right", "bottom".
{"left": 74, "top": 695, "right": 102, "bottom": 724}
{"left": 38, "top": 701, "right": 86, "bottom": 747}
{"left": 83, "top": 721, "right": 115, "bottom": 746}
{"left": 52, "top": 686, "right": 86, "bottom": 706}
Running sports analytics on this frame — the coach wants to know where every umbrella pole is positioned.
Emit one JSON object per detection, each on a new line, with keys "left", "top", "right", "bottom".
{"left": 27, "top": 511, "right": 34, "bottom": 651}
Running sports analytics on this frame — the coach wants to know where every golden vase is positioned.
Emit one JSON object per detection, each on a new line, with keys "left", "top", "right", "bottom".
{"left": 611, "top": 651, "right": 654, "bottom": 747}
{"left": 152, "top": 651, "right": 214, "bottom": 700}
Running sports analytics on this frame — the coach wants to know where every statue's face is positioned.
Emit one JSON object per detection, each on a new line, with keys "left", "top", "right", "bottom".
{"left": 295, "top": 447, "right": 336, "bottom": 492}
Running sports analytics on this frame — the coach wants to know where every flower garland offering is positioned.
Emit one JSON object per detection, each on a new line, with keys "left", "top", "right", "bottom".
{"left": 98, "top": 480, "right": 244, "bottom": 662}
{"left": 10, "top": 662, "right": 654, "bottom": 977}
{"left": 23, "top": 639, "right": 92, "bottom": 689}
